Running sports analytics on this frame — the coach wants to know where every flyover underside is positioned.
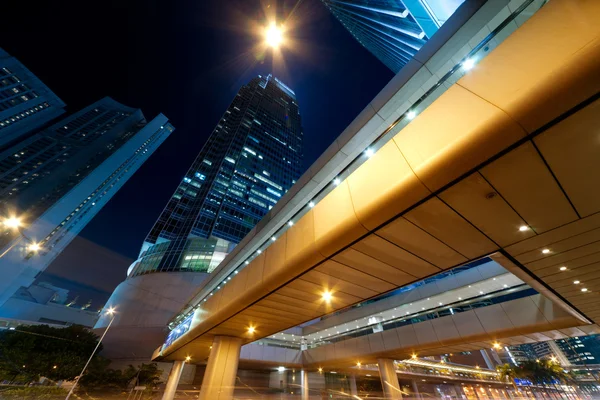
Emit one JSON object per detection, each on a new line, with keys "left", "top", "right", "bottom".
{"left": 234, "top": 294, "right": 600, "bottom": 369}
{"left": 158, "top": 0, "right": 600, "bottom": 362}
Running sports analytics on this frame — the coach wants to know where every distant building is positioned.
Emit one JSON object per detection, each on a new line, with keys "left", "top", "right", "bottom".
{"left": 320, "top": 0, "right": 465, "bottom": 73}
{"left": 503, "top": 336, "right": 600, "bottom": 367}
{"left": 0, "top": 97, "right": 174, "bottom": 308}
{"left": 98, "top": 74, "right": 304, "bottom": 365}
{"left": 0, "top": 48, "right": 65, "bottom": 148}
{"left": 0, "top": 282, "right": 99, "bottom": 328}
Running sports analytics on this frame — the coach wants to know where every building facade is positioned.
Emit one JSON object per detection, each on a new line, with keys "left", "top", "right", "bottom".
{"left": 0, "top": 48, "right": 66, "bottom": 148}
{"left": 0, "top": 97, "right": 174, "bottom": 308}
{"left": 320, "top": 0, "right": 465, "bottom": 73}
{"left": 97, "top": 74, "right": 304, "bottom": 365}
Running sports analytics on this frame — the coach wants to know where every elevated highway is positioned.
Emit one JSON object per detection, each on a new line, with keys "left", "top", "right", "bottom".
{"left": 150, "top": 1, "right": 600, "bottom": 398}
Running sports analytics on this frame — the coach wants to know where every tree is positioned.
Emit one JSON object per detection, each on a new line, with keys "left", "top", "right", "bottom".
{"left": 0, "top": 324, "right": 100, "bottom": 383}
{"left": 79, "top": 363, "right": 162, "bottom": 392}
{"left": 497, "top": 363, "right": 521, "bottom": 392}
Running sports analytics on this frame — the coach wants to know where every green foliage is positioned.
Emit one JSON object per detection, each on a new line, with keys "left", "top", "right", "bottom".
{"left": 497, "top": 359, "right": 570, "bottom": 388}
{"left": 79, "top": 362, "right": 162, "bottom": 391}
{"left": 0, "top": 325, "right": 100, "bottom": 382}
{"left": 0, "top": 386, "right": 68, "bottom": 399}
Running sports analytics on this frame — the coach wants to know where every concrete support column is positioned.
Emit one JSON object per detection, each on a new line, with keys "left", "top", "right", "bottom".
{"left": 198, "top": 336, "right": 242, "bottom": 400}
{"left": 411, "top": 379, "right": 420, "bottom": 399}
{"left": 378, "top": 358, "right": 402, "bottom": 399}
{"left": 162, "top": 360, "right": 185, "bottom": 400}
{"left": 301, "top": 370, "right": 309, "bottom": 400}
{"left": 349, "top": 374, "right": 358, "bottom": 396}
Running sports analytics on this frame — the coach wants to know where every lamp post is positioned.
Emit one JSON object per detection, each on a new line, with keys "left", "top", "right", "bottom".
{"left": 65, "top": 307, "right": 116, "bottom": 400}
{"left": 0, "top": 216, "right": 41, "bottom": 259}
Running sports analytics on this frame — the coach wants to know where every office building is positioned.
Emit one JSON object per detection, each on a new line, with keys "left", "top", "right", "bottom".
{"left": 320, "top": 0, "right": 465, "bottom": 73}
{"left": 0, "top": 48, "right": 66, "bottom": 147}
{"left": 0, "top": 97, "right": 174, "bottom": 308}
{"left": 507, "top": 336, "right": 600, "bottom": 366}
{"left": 97, "top": 74, "right": 304, "bottom": 366}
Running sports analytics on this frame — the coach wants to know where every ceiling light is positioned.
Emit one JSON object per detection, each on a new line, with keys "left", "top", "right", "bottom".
{"left": 271, "top": 236, "right": 276, "bottom": 241}
{"left": 519, "top": 225, "right": 529, "bottom": 232}
{"left": 247, "top": 326, "right": 256, "bottom": 334}
{"left": 581, "top": 288, "right": 588, "bottom": 292}
{"left": 462, "top": 58, "right": 476, "bottom": 70}
{"left": 309, "top": 201, "right": 315, "bottom": 208}
{"left": 542, "top": 249, "right": 550, "bottom": 254}
{"left": 278, "top": 366, "right": 285, "bottom": 372}
{"left": 560, "top": 266, "right": 567, "bottom": 271}
{"left": 257, "top": 249, "right": 262, "bottom": 254}
{"left": 333, "top": 177, "right": 341, "bottom": 186}
{"left": 185, "top": 356, "right": 191, "bottom": 362}
{"left": 406, "top": 110, "right": 417, "bottom": 120}
{"left": 356, "top": 362, "right": 361, "bottom": 367}
{"left": 365, "top": 148, "right": 375, "bottom": 158}
{"left": 245, "top": 261, "right": 249, "bottom": 265}
{"left": 321, "top": 290, "right": 332, "bottom": 302}
{"left": 574, "top": 280, "right": 580, "bottom": 284}
{"left": 288, "top": 221, "right": 294, "bottom": 226}
{"left": 318, "top": 367, "right": 323, "bottom": 373}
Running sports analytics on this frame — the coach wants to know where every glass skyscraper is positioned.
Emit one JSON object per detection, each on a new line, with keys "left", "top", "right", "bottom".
{"left": 129, "top": 74, "right": 303, "bottom": 277}
{"left": 320, "top": 0, "right": 465, "bottom": 73}
{"left": 96, "top": 74, "right": 303, "bottom": 363}
{"left": 0, "top": 48, "right": 66, "bottom": 148}
{"left": 0, "top": 97, "right": 174, "bottom": 308}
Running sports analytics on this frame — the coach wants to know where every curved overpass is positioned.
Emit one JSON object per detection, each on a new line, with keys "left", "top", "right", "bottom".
{"left": 157, "top": 0, "right": 600, "bottom": 367}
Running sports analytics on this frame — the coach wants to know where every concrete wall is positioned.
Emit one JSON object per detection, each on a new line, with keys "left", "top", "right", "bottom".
{"left": 95, "top": 271, "right": 209, "bottom": 362}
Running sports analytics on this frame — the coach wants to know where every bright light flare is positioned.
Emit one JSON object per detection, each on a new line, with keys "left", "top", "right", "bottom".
{"left": 106, "top": 307, "right": 116, "bottom": 315}
{"left": 4, "top": 216, "right": 22, "bottom": 229}
{"left": 28, "top": 243, "right": 41, "bottom": 252}
{"left": 321, "top": 290, "right": 332, "bottom": 303}
{"left": 265, "top": 23, "right": 283, "bottom": 48}
{"left": 462, "top": 57, "right": 476, "bottom": 70}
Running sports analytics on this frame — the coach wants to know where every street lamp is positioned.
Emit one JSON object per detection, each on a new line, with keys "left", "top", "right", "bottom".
{"left": 0, "top": 214, "right": 41, "bottom": 259}
{"left": 265, "top": 23, "right": 283, "bottom": 48}
{"left": 65, "top": 307, "right": 116, "bottom": 400}
{"left": 3, "top": 216, "right": 22, "bottom": 229}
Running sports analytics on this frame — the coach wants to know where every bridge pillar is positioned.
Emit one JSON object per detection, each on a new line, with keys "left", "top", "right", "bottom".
{"left": 377, "top": 358, "right": 402, "bottom": 399}
{"left": 349, "top": 374, "right": 358, "bottom": 396}
{"left": 161, "top": 360, "right": 185, "bottom": 400}
{"left": 301, "top": 369, "right": 309, "bottom": 400}
{"left": 198, "top": 336, "right": 242, "bottom": 400}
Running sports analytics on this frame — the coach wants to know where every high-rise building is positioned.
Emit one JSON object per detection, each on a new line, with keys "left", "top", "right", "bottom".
{"left": 0, "top": 48, "right": 66, "bottom": 147}
{"left": 554, "top": 336, "right": 600, "bottom": 365}
{"left": 97, "top": 74, "right": 303, "bottom": 367}
{"left": 0, "top": 97, "right": 174, "bottom": 308}
{"left": 320, "top": 0, "right": 465, "bottom": 73}
{"left": 504, "top": 335, "right": 600, "bottom": 366}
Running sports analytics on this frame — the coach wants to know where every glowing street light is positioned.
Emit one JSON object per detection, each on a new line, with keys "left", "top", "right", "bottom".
{"left": 265, "top": 23, "right": 283, "bottom": 48}
{"left": 3, "top": 216, "right": 22, "bottom": 229}
{"left": 28, "top": 242, "right": 41, "bottom": 252}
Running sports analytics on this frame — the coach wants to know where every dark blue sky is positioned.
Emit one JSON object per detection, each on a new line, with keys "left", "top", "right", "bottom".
{"left": 2, "top": 0, "right": 393, "bottom": 306}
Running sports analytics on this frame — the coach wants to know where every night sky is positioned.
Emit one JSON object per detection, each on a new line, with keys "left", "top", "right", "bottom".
{"left": 1, "top": 0, "right": 393, "bottom": 307}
